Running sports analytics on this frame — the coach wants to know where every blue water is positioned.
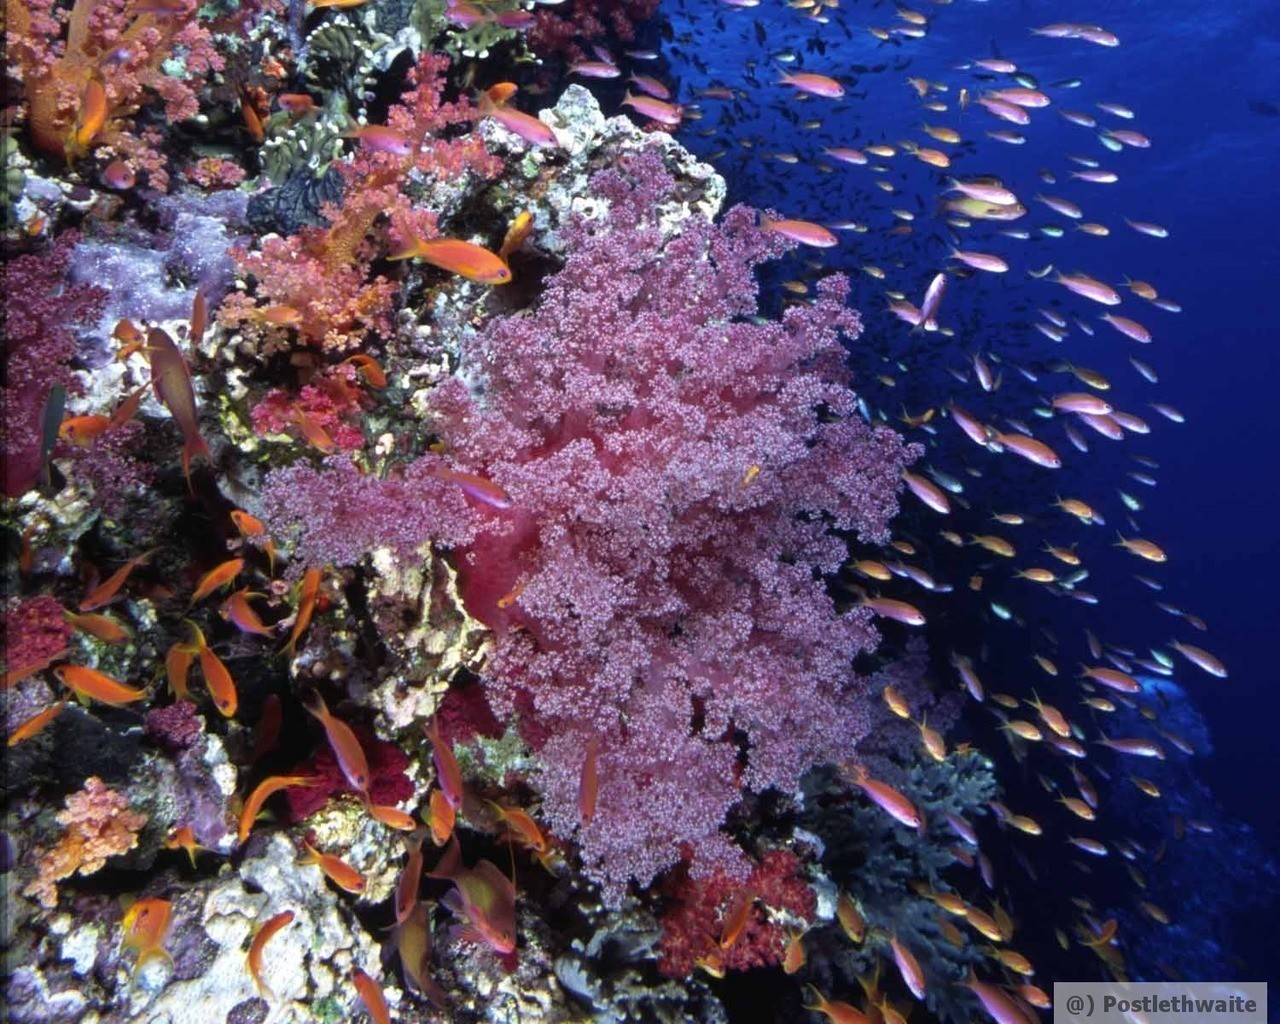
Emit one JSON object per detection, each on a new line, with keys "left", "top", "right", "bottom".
{"left": 647, "top": 0, "right": 1280, "bottom": 988}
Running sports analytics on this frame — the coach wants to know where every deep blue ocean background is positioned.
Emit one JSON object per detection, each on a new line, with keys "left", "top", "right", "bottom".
{"left": 640, "top": 0, "right": 1280, "bottom": 991}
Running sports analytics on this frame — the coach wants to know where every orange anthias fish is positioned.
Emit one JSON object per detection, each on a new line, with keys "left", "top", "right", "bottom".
{"left": 395, "top": 836, "right": 425, "bottom": 926}
{"left": 301, "top": 837, "right": 366, "bottom": 894}
{"left": 219, "top": 589, "right": 274, "bottom": 638}
{"left": 165, "top": 634, "right": 199, "bottom": 700}
{"left": 361, "top": 794, "right": 417, "bottom": 832}
{"left": 305, "top": 691, "right": 370, "bottom": 792}
{"left": 229, "top": 509, "right": 276, "bottom": 570}
{"left": 7, "top": 703, "right": 68, "bottom": 746}
{"left": 424, "top": 717, "right": 464, "bottom": 810}
{"left": 179, "top": 621, "right": 236, "bottom": 717}
{"left": 344, "top": 354, "right": 388, "bottom": 388}
{"left": 163, "top": 824, "right": 212, "bottom": 868}
{"left": 427, "top": 787, "right": 456, "bottom": 847}
{"left": 352, "top": 968, "right": 392, "bottom": 1024}
{"left": 59, "top": 414, "right": 112, "bottom": 447}
{"left": 283, "top": 568, "right": 322, "bottom": 656}
{"left": 146, "top": 327, "right": 210, "bottom": 489}
{"left": 190, "top": 557, "right": 245, "bottom": 604}
{"left": 238, "top": 775, "right": 318, "bottom": 844}
{"left": 389, "top": 234, "right": 513, "bottom": 285}
{"left": 198, "top": 643, "right": 238, "bottom": 717}
{"left": 498, "top": 211, "right": 534, "bottom": 260}
{"left": 69, "top": 77, "right": 108, "bottom": 159}
{"left": 487, "top": 801, "right": 548, "bottom": 855}
{"left": 79, "top": 547, "right": 159, "bottom": 611}
{"left": 247, "top": 910, "right": 295, "bottom": 999}
{"left": 120, "top": 898, "right": 174, "bottom": 977}
{"left": 55, "top": 665, "right": 148, "bottom": 706}
{"left": 63, "top": 611, "right": 132, "bottom": 645}
{"left": 718, "top": 886, "right": 758, "bottom": 950}
{"left": 426, "top": 837, "right": 517, "bottom": 955}
{"left": 804, "top": 985, "right": 871, "bottom": 1024}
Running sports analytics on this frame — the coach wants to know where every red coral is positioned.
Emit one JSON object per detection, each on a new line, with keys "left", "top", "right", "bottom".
{"left": 434, "top": 679, "right": 505, "bottom": 744}
{"left": 251, "top": 365, "right": 368, "bottom": 453}
{"left": 657, "top": 849, "right": 816, "bottom": 978}
{"left": 529, "top": 0, "right": 660, "bottom": 64}
{"left": 282, "top": 724, "right": 413, "bottom": 821}
{"left": 3, "top": 596, "right": 73, "bottom": 679}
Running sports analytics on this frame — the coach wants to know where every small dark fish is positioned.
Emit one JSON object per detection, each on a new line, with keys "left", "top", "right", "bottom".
{"left": 38, "top": 385, "right": 67, "bottom": 498}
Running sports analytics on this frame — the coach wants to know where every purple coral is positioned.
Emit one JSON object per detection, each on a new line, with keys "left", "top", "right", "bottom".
{"left": 144, "top": 701, "right": 204, "bottom": 753}
{"left": 2, "top": 232, "right": 107, "bottom": 497}
{"left": 437, "top": 152, "right": 918, "bottom": 899}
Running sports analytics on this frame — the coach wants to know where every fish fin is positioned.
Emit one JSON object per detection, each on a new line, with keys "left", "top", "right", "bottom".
{"left": 426, "top": 834, "right": 462, "bottom": 883}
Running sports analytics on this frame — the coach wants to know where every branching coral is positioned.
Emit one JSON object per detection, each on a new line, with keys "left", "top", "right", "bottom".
{"left": 5, "top": 0, "right": 223, "bottom": 189}
{"left": 23, "top": 777, "right": 148, "bottom": 909}
{"left": 219, "top": 52, "right": 502, "bottom": 354}
{"left": 263, "top": 149, "right": 918, "bottom": 902}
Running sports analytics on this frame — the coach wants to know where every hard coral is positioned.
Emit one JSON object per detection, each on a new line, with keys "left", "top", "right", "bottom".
{"left": 23, "top": 777, "right": 147, "bottom": 909}
{"left": 5, "top": 0, "right": 222, "bottom": 189}
{"left": 657, "top": 849, "right": 816, "bottom": 978}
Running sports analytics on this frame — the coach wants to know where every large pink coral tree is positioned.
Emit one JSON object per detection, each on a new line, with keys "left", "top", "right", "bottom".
{"left": 265, "top": 149, "right": 918, "bottom": 901}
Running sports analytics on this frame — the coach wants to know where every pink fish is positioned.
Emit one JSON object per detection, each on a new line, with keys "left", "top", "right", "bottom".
{"left": 431, "top": 466, "right": 512, "bottom": 510}
{"left": 760, "top": 216, "right": 838, "bottom": 248}
{"left": 427, "top": 837, "right": 517, "bottom": 955}
{"left": 621, "top": 92, "right": 683, "bottom": 127}
{"left": 479, "top": 85, "right": 558, "bottom": 148}
{"left": 146, "top": 328, "right": 210, "bottom": 488}
{"left": 779, "top": 72, "right": 844, "bottom": 99}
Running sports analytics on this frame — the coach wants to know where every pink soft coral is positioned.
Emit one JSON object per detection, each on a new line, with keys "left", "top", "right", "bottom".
{"left": 220, "top": 53, "right": 501, "bottom": 354}
{"left": 425, "top": 152, "right": 918, "bottom": 900}
{"left": 263, "top": 150, "right": 918, "bottom": 902}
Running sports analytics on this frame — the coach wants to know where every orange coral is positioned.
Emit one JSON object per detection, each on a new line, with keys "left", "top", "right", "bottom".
{"left": 4, "top": 0, "right": 222, "bottom": 187}
{"left": 23, "top": 776, "right": 147, "bottom": 909}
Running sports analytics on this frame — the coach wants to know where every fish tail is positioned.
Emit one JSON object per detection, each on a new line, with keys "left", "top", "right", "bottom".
{"left": 426, "top": 834, "right": 462, "bottom": 882}
{"left": 131, "top": 946, "right": 174, "bottom": 981}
